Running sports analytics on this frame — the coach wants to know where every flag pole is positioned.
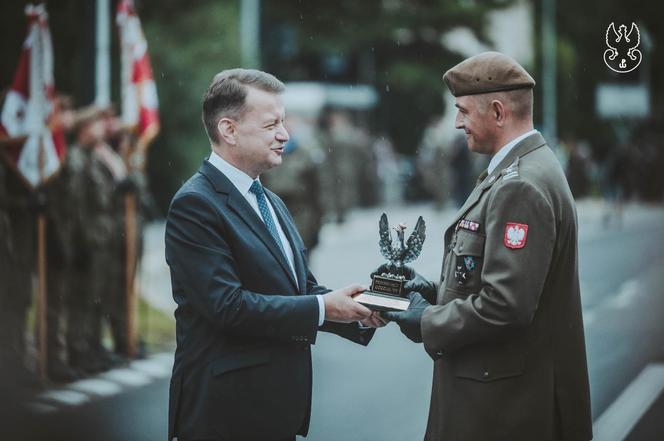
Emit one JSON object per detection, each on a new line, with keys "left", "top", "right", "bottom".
{"left": 125, "top": 188, "right": 138, "bottom": 358}
{"left": 37, "top": 208, "right": 47, "bottom": 380}
{"left": 117, "top": 0, "right": 160, "bottom": 359}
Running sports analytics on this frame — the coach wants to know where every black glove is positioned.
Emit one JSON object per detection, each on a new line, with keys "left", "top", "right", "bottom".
{"left": 382, "top": 292, "right": 430, "bottom": 343}
{"left": 403, "top": 273, "right": 437, "bottom": 304}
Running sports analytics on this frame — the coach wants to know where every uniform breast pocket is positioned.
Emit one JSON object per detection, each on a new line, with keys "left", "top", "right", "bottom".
{"left": 451, "top": 229, "right": 485, "bottom": 293}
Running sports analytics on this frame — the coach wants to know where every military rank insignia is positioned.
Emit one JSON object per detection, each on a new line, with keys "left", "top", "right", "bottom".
{"left": 455, "top": 255, "right": 478, "bottom": 285}
{"left": 504, "top": 222, "right": 528, "bottom": 249}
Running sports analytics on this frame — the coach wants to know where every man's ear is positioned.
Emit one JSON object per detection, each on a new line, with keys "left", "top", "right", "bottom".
{"left": 217, "top": 117, "right": 237, "bottom": 145}
{"left": 491, "top": 100, "right": 505, "bottom": 127}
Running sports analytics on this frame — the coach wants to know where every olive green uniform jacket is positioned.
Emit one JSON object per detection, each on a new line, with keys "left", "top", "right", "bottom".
{"left": 421, "top": 132, "right": 592, "bottom": 441}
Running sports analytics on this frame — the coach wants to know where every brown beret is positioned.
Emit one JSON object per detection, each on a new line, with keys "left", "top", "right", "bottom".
{"left": 443, "top": 52, "right": 535, "bottom": 97}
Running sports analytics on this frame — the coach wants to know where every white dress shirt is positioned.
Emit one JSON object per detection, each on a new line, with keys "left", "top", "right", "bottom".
{"left": 208, "top": 151, "right": 326, "bottom": 326}
{"left": 487, "top": 129, "right": 538, "bottom": 175}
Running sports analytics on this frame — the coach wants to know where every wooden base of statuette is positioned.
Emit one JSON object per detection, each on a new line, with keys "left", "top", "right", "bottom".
{"left": 354, "top": 275, "right": 411, "bottom": 312}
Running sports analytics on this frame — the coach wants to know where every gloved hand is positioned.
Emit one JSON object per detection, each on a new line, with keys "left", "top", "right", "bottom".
{"left": 371, "top": 264, "right": 436, "bottom": 304}
{"left": 403, "top": 273, "right": 437, "bottom": 305}
{"left": 381, "top": 292, "right": 431, "bottom": 343}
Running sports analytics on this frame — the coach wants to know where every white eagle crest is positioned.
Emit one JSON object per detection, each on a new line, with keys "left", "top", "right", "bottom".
{"left": 604, "top": 22, "right": 642, "bottom": 73}
{"left": 506, "top": 225, "right": 526, "bottom": 247}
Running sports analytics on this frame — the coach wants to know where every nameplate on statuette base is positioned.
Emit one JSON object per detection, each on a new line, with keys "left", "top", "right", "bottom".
{"left": 354, "top": 275, "right": 410, "bottom": 312}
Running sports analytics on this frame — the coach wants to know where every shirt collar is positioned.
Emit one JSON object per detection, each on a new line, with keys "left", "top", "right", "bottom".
{"left": 487, "top": 129, "right": 538, "bottom": 175}
{"left": 208, "top": 150, "right": 259, "bottom": 196}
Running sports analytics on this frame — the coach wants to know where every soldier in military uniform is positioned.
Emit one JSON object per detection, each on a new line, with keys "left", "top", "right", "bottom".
{"left": 417, "top": 114, "right": 450, "bottom": 210}
{"left": 380, "top": 53, "right": 592, "bottom": 441}
{"left": 262, "top": 115, "right": 324, "bottom": 250}
{"left": 93, "top": 109, "right": 130, "bottom": 360}
{"left": 318, "top": 108, "right": 364, "bottom": 224}
{"left": 64, "top": 107, "right": 115, "bottom": 373}
{"left": 0, "top": 151, "right": 37, "bottom": 383}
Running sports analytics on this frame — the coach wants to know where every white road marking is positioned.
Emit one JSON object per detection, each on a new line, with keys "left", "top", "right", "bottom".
{"left": 130, "top": 358, "right": 172, "bottom": 378}
{"left": 69, "top": 378, "right": 123, "bottom": 397}
{"left": 28, "top": 353, "right": 173, "bottom": 413}
{"left": 99, "top": 367, "right": 152, "bottom": 387}
{"left": 593, "top": 363, "right": 664, "bottom": 441}
{"left": 39, "top": 389, "right": 90, "bottom": 406}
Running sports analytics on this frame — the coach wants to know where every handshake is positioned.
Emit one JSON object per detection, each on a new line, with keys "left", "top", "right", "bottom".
{"left": 322, "top": 264, "right": 436, "bottom": 342}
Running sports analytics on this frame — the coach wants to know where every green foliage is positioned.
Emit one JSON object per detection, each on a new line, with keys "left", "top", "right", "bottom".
{"left": 141, "top": 0, "right": 241, "bottom": 212}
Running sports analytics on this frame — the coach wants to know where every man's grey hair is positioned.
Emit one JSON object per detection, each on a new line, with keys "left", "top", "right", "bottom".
{"left": 202, "top": 68, "right": 285, "bottom": 144}
{"left": 476, "top": 88, "right": 533, "bottom": 121}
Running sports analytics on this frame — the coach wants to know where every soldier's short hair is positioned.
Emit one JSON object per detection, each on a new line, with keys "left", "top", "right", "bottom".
{"left": 475, "top": 88, "right": 533, "bottom": 120}
{"left": 202, "top": 69, "right": 285, "bottom": 144}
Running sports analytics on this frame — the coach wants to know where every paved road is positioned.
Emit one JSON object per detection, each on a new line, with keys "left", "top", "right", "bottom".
{"left": 10, "top": 201, "right": 664, "bottom": 441}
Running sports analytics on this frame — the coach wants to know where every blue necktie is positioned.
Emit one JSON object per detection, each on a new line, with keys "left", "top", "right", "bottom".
{"left": 249, "top": 180, "right": 287, "bottom": 259}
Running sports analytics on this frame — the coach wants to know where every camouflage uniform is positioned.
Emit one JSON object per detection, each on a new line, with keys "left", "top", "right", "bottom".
{"left": 417, "top": 117, "right": 450, "bottom": 210}
{"left": 1, "top": 161, "right": 34, "bottom": 379}
{"left": 319, "top": 112, "right": 365, "bottom": 224}
{"left": 92, "top": 143, "right": 129, "bottom": 356}
{"left": 63, "top": 143, "right": 107, "bottom": 371}
{"left": 263, "top": 135, "right": 324, "bottom": 250}
{"left": 42, "top": 170, "right": 79, "bottom": 380}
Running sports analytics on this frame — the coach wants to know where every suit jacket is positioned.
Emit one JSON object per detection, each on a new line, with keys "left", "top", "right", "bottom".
{"left": 421, "top": 133, "right": 592, "bottom": 441}
{"left": 165, "top": 160, "right": 374, "bottom": 441}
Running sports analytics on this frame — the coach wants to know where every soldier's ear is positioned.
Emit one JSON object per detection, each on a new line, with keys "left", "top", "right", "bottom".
{"left": 217, "top": 117, "right": 237, "bottom": 146}
{"left": 491, "top": 100, "right": 505, "bottom": 127}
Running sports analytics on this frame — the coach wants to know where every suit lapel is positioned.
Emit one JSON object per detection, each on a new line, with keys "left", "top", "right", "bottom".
{"left": 199, "top": 161, "right": 299, "bottom": 291}
{"left": 265, "top": 191, "right": 308, "bottom": 294}
{"left": 445, "top": 132, "right": 547, "bottom": 232}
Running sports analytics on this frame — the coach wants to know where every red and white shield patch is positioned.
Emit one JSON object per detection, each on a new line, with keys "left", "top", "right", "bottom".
{"left": 504, "top": 223, "right": 528, "bottom": 249}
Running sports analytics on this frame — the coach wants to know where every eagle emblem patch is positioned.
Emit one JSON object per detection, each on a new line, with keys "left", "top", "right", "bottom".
{"left": 504, "top": 223, "right": 528, "bottom": 249}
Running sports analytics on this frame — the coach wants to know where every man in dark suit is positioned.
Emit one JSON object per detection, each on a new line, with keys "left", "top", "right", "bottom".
{"left": 165, "top": 69, "right": 383, "bottom": 441}
{"left": 382, "top": 53, "right": 592, "bottom": 440}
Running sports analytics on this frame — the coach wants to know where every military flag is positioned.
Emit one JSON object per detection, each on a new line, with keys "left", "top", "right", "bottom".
{"left": 116, "top": 0, "right": 160, "bottom": 159}
{"left": 0, "top": 4, "right": 65, "bottom": 188}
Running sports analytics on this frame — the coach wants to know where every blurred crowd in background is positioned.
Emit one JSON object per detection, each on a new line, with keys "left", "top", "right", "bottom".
{"left": 1, "top": 98, "right": 150, "bottom": 386}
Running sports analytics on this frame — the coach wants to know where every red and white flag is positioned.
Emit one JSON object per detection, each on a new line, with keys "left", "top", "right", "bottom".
{"left": 117, "top": 0, "right": 160, "bottom": 152}
{"left": 0, "top": 4, "right": 66, "bottom": 188}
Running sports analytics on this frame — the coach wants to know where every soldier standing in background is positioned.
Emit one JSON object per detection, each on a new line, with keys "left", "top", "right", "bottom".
{"left": 1, "top": 150, "right": 36, "bottom": 383}
{"left": 95, "top": 109, "right": 130, "bottom": 360}
{"left": 417, "top": 114, "right": 450, "bottom": 210}
{"left": 64, "top": 107, "right": 113, "bottom": 373}
{"left": 0, "top": 156, "right": 29, "bottom": 383}
{"left": 262, "top": 114, "right": 324, "bottom": 250}
{"left": 448, "top": 133, "right": 474, "bottom": 208}
{"left": 42, "top": 95, "right": 81, "bottom": 381}
{"left": 318, "top": 108, "right": 362, "bottom": 224}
